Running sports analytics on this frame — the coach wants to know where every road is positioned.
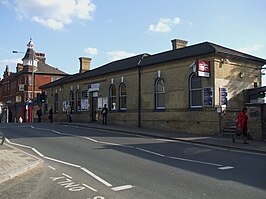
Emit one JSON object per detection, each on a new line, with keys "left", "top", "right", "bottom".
{"left": 1, "top": 123, "right": 266, "bottom": 199}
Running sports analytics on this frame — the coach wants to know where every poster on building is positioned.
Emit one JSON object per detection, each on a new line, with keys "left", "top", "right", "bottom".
{"left": 81, "top": 99, "right": 89, "bottom": 111}
{"left": 219, "top": 87, "right": 228, "bottom": 105}
{"left": 98, "top": 97, "right": 108, "bottom": 110}
{"left": 16, "top": 96, "right": 22, "bottom": 103}
{"left": 203, "top": 87, "right": 213, "bottom": 106}
{"left": 82, "top": 90, "right": 88, "bottom": 98}
{"left": 197, "top": 60, "right": 210, "bottom": 77}
{"left": 62, "top": 101, "right": 69, "bottom": 112}
{"left": 19, "top": 84, "right": 24, "bottom": 91}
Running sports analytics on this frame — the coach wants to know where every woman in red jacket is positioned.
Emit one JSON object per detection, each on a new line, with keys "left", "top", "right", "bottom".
{"left": 232, "top": 107, "right": 248, "bottom": 144}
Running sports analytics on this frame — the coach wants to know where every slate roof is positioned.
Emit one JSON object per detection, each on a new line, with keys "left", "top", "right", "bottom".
{"left": 15, "top": 59, "right": 67, "bottom": 76}
{"left": 40, "top": 53, "right": 148, "bottom": 88}
{"left": 22, "top": 48, "right": 35, "bottom": 61}
{"left": 36, "top": 62, "right": 67, "bottom": 75}
{"left": 141, "top": 42, "right": 266, "bottom": 66}
{"left": 40, "top": 41, "right": 266, "bottom": 89}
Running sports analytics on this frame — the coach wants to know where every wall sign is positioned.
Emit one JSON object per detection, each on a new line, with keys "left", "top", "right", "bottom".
{"left": 197, "top": 60, "right": 210, "bottom": 77}
{"left": 82, "top": 90, "right": 88, "bottom": 98}
{"left": 88, "top": 83, "right": 100, "bottom": 92}
{"left": 16, "top": 96, "right": 22, "bottom": 103}
{"left": 19, "top": 84, "right": 24, "bottom": 91}
{"left": 203, "top": 87, "right": 213, "bottom": 106}
{"left": 219, "top": 87, "right": 228, "bottom": 105}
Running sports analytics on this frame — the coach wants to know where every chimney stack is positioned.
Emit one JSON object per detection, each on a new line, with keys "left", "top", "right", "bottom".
{"left": 16, "top": 63, "right": 23, "bottom": 72}
{"left": 171, "top": 39, "right": 188, "bottom": 50}
{"left": 79, "top": 57, "right": 92, "bottom": 73}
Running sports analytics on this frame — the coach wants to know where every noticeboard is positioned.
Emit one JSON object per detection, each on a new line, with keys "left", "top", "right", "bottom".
{"left": 203, "top": 87, "right": 213, "bottom": 106}
{"left": 219, "top": 87, "right": 228, "bottom": 105}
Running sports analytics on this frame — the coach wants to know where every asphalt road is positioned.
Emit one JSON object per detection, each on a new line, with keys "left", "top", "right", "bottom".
{"left": 1, "top": 123, "right": 266, "bottom": 199}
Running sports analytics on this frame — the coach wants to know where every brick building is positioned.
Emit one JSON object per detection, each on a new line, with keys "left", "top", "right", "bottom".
{"left": 0, "top": 39, "right": 68, "bottom": 123}
{"left": 40, "top": 39, "right": 266, "bottom": 139}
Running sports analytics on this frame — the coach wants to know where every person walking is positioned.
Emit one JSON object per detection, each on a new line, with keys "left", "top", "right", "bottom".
{"left": 36, "top": 107, "right": 42, "bottom": 123}
{"left": 232, "top": 107, "right": 249, "bottom": 144}
{"left": 101, "top": 104, "right": 108, "bottom": 125}
{"left": 49, "top": 106, "right": 53, "bottom": 123}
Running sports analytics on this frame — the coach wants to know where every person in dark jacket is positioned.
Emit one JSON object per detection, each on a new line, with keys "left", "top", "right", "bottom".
{"left": 101, "top": 104, "right": 108, "bottom": 125}
{"left": 36, "top": 107, "right": 42, "bottom": 123}
{"left": 49, "top": 106, "right": 53, "bottom": 123}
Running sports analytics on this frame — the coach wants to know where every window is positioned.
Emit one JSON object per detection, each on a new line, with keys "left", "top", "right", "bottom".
{"left": 69, "top": 91, "right": 74, "bottom": 112}
{"left": 54, "top": 93, "right": 59, "bottom": 112}
{"left": 24, "top": 92, "right": 28, "bottom": 102}
{"left": 25, "top": 75, "right": 29, "bottom": 85}
{"left": 76, "top": 90, "right": 81, "bottom": 111}
{"left": 155, "top": 78, "right": 165, "bottom": 109}
{"left": 109, "top": 85, "right": 116, "bottom": 110}
{"left": 119, "top": 83, "right": 127, "bottom": 110}
{"left": 189, "top": 73, "right": 202, "bottom": 108}
{"left": 29, "top": 91, "right": 33, "bottom": 99}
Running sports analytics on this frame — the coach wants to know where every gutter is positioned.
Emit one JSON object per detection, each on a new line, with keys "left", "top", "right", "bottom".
{"left": 137, "top": 54, "right": 146, "bottom": 128}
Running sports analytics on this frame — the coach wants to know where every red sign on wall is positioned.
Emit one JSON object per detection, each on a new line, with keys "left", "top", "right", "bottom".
{"left": 198, "top": 60, "right": 210, "bottom": 77}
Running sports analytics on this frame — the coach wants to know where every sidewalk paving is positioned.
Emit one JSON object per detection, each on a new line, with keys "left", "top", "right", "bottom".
{"left": 1, "top": 122, "right": 265, "bottom": 185}
{"left": 0, "top": 143, "right": 43, "bottom": 184}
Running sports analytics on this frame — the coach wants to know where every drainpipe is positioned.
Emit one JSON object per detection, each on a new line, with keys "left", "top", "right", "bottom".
{"left": 138, "top": 54, "right": 146, "bottom": 128}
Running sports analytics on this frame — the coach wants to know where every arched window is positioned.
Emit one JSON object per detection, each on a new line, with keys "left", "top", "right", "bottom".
{"left": 76, "top": 90, "right": 81, "bottom": 111}
{"left": 54, "top": 93, "right": 58, "bottom": 112}
{"left": 155, "top": 78, "right": 165, "bottom": 109}
{"left": 119, "top": 83, "right": 127, "bottom": 110}
{"left": 69, "top": 90, "right": 74, "bottom": 112}
{"left": 109, "top": 85, "right": 116, "bottom": 110}
{"left": 189, "top": 73, "right": 202, "bottom": 108}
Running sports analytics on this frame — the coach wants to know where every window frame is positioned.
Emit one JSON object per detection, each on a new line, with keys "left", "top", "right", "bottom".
{"left": 69, "top": 90, "right": 74, "bottom": 112}
{"left": 119, "top": 83, "right": 127, "bottom": 110}
{"left": 189, "top": 73, "right": 203, "bottom": 108}
{"left": 109, "top": 84, "right": 117, "bottom": 111}
{"left": 25, "top": 75, "right": 29, "bottom": 85}
{"left": 155, "top": 78, "right": 165, "bottom": 110}
{"left": 76, "top": 89, "right": 81, "bottom": 112}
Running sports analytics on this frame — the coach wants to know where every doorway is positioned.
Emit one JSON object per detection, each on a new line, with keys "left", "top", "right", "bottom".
{"left": 261, "top": 104, "right": 266, "bottom": 140}
{"left": 91, "top": 92, "right": 98, "bottom": 121}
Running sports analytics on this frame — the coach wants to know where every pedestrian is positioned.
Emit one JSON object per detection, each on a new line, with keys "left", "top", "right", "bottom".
{"left": 232, "top": 107, "right": 249, "bottom": 144}
{"left": 36, "top": 107, "right": 42, "bottom": 123}
{"left": 66, "top": 104, "right": 72, "bottom": 123}
{"left": 101, "top": 104, "right": 108, "bottom": 125}
{"left": 18, "top": 116, "right": 23, "bottom": 124}
{"left": 49, "top": 106, "right": 53, "bottom": 123}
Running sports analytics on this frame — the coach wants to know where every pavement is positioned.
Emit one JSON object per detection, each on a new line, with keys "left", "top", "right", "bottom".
{"left": 0, "top": 143, "right": 43, "bottom": 184}
{"left": 1, "top": 122, "right": 266, "bottom": 185}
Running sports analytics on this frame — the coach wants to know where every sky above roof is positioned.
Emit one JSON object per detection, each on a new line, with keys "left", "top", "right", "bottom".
{"left": 1, "top": 0, "right": 266, "bottom": 84}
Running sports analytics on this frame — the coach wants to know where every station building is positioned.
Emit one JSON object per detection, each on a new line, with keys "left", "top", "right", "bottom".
{"left": 40, "top": 39, "right": 266, "bottom": 140}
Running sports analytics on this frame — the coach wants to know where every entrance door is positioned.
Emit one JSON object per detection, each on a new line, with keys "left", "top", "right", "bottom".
{"left": 261, "top": 104, "right": 266, "bottom": 140}
{"left": 91, "top": 92, "right": 98, "bottom": 121}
